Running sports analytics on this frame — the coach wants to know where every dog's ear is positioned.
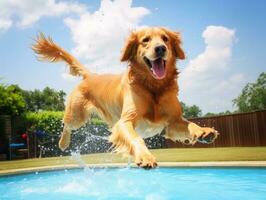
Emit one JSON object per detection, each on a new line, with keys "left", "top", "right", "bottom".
{"left": 120, "top": 32, "right": 137, "bottom": 62}
{"left": 163, "top": 28, "right": 185, "bottom": 60}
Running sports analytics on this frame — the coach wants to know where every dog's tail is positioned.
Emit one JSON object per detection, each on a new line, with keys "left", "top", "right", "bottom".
{"left": 32, "top": 33, "right": 89, "bottom": 79}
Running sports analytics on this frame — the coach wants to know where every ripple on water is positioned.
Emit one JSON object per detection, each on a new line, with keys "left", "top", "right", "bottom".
{"left": 0, "top": 168, "right": 266, "bottom": 200}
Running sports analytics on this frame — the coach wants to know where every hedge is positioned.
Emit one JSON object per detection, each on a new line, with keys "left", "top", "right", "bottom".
{"left": 25, "top": 111, "right": 106, "bottom": 135}
{"left": 16, "top": 111, "right": 165, "bottom": 157}
{"left": 25, "top": 111, "right": 64, "bottom": 136}
{"left": 22, "top": 111, "right": 109, "bottom": 157}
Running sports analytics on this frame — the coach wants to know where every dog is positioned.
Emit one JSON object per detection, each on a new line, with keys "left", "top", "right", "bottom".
{"left": 32, "top": 27, "right": 219, "bottom": 168}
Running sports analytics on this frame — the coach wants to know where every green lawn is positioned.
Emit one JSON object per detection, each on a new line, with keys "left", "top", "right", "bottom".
{"left": 0, "top": 147, "right": 266, "bottom": 171}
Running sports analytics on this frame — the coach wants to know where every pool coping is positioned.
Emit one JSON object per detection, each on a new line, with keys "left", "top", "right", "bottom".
{"left": 1, "top": 161, "right": 266, "bottom": 176}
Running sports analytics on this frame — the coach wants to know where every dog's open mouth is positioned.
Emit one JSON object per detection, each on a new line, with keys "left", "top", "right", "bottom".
{"left": 144, "top": 57, "right": 166, "bottom": 79}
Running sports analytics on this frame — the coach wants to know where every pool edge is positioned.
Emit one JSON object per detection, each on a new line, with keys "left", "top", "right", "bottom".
{"left": 1, "top": 161, "right": 266, "bottom": 176}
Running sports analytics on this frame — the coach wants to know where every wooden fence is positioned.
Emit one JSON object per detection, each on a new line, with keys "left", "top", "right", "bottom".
{"left": 0, "top": 115, "right": 12, "bottom": 160}
{"left": 1, "top": 110, "right": 266, "bottom": 160}
{"left": 166, "top": 110, "right": 266, "bottom": 148}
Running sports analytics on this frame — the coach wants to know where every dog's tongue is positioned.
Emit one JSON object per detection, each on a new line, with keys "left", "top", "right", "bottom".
{"left": 151, "top": 58, "right": 165, "bottom": 79}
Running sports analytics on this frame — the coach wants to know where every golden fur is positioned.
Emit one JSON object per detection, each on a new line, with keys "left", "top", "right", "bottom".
{"left": 32, "top": 27, "right": 219, "bottom": 168}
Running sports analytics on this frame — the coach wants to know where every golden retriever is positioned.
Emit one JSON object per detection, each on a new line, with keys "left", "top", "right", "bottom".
{"left": 32, "top": 27, "right": 219, "bottom": 168}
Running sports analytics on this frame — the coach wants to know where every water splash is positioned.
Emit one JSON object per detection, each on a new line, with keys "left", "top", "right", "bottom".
{"left": 67, "top": 124, "right": 114, "bottom": 167}
{"left": 70, "top": 151, "right": 86, "bottom": 168}
{"left": 127, "top": 157, "right": 132, "bottom": 168}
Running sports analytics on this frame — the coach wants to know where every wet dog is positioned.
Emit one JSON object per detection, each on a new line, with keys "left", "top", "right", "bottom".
{"left": 32, "top": 27, "right": 219, "bottom": 168}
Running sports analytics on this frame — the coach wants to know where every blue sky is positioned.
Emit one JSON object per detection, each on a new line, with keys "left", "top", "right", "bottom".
{"left": 0, "top": 0, "right": 265, "bottom": 113}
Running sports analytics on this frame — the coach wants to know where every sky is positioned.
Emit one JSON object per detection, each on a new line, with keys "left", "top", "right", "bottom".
{"left": 0, "top": 0, "right": 265, "bottom": 114}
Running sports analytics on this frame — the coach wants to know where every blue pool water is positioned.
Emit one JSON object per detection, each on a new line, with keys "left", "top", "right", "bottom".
{"left": 0, "top": 167, "right": 266, "bottom": 200}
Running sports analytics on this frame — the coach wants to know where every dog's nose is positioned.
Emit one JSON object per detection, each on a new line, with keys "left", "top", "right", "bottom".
{"left": 155, "top": 45, "right": 166, "bottom": 57}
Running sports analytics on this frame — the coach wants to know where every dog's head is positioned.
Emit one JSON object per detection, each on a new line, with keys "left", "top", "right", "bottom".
{"left": 121, "top": 27, "right": 185, "bottom": 80}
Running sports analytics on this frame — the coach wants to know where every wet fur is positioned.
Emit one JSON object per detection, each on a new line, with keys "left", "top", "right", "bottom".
{"left": 32, "top": 27, "right": 219, "bottom": 168}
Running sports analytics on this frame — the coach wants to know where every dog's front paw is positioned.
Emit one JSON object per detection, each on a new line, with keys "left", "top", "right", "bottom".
{"left": 135, "top": 152, "right": 157, "bottom": 169}
{"left": 188, "top": 123, "right": 219, "bottom": 144}
{"left": 197, "top": 127, "right": 219, "bottom": 144}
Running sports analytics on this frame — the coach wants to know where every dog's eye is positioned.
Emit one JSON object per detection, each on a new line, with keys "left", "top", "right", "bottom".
{"left": 142, "top": 37, "right": 150, "bottom": 43}
{"left": 162, "top": 35, "right": 168, "bottom": 42}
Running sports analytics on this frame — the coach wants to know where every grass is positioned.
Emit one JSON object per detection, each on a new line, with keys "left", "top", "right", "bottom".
{"left": 0, "top": 147, "right": 266, "bottom": 171}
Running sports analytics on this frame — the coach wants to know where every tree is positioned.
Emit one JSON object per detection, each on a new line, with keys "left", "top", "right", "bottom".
{"left": 181, "top": 102, "right": 202, "bottom": 118}
{"left": 0, "top": 83, "right": 66, "bottom": 113}
{"left": 233, "top": 72, "right": 266, "bottom": 112}
{"left": 205, "top": 110, "right": 232, "bottom": 117}
{"left": 22, "top": 87, "right": 66, "bottom": 112}
{"left": 204, "top": 112, "right": 216, "bottom": 117}
{"left": 0, "top": 83, "right": 26, "bottom": 116}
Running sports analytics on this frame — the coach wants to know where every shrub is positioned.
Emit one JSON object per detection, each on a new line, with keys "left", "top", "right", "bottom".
{"left": 25, "top": 111, "right": 106, "bottom": 134}
{"left": 24, "top": 111, "right": 108, "bottom": 157}
{"left": 25, "top": 111, "right": 64, "bottom": 136}
{"left": 23, "top": 111, "right": 165, "bottom": 157}
{"left": 0, "top": 84, "right": 26, "bottom": 116}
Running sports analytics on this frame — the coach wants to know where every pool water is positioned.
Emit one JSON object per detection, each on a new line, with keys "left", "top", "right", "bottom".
{"left": 0, "top": 167, "right": 266, "bottom": 200}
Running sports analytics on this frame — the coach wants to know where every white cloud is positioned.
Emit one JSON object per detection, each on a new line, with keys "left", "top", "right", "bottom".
{"left": 0, "top": 0, "right": 86, "bottom": 30}
{"left": 0, "top": 18, "right": 12, "bottom": 30}
{"left": 0, "top": 1, "right": 243, "bottom": 113}
{"left": 64, "top": 0, "right": 150, "bottom": 74}
{"left": 179, "top": 25, "right": 245, "bottom": 113}
{"left": 61, "top": 72, "right": 79, "bottom": 82}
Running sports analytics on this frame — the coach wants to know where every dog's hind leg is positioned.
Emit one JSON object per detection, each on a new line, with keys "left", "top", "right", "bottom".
{"left": 59, "top": 91, "right": 94, "bottom": 151}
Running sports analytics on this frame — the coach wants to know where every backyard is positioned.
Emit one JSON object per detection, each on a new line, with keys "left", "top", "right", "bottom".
{"left": 1, "top": 1, "right": 266, "bottom": 199}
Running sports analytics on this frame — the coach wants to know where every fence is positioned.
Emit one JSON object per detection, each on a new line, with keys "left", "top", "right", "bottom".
{"left": 166, "top": 110, "right": 266, "bottom": 148}
{"left": 0, "top": 115, "right": 12, "bottom": 160}
{"left": 1, "top": 116, "right": 166, "bottom": 158}
{"left": 1, "top": 110, "right": 266, "bottom": 159}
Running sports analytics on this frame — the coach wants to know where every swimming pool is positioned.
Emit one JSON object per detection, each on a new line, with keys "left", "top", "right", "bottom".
{"left": 0, "top": 167, "right": 266, "bottom": 200}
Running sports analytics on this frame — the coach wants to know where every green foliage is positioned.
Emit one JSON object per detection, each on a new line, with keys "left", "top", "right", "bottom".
{"left": 181, "top": 102, "right": 202, "bottom": 118}
{"left": 22, "top": 87, "right": 66, "bottom": 112}
{"left": 205, "top": 110, "right": 232, "bottom": 117}
{"left": 25, "top": 111, "right": 64, "bottom": 135}
{"left": 0, "top": 83, "right": 26, "bottom": 116}
{"left": 24, "top": 111, "right": 106, "bottom": 135}
{"left": 90, "top": 117, "right": 106, "bottom": 125}
{"left": 23, "top": 111, "right": 107, "bottom": 157}
{"left": 0, "top": 82, "right": 66, "bottom": 115}
{"left": 233, "top": 72, "right": 266, "bottom": 112}
{"left": 204, "top": 112, "right": 216, "bottom": 117}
